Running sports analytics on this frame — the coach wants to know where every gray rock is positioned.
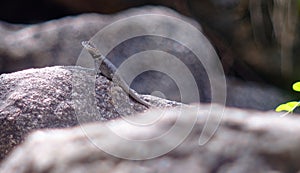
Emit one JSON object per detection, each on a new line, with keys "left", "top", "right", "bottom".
{"left": 226, "top": 77, "right": 291, "bottom": 110}
{"left": 0, "top": 6, "right": 198, "bottom": 74}
{"left": 0, "top": 66, "right": 178, "bottom": 161}
{"left": 1, "top": 104, "right": 300, "bottom": 173}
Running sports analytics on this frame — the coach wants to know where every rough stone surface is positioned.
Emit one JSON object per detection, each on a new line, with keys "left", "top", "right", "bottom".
{"left": 0, "top": 66, "right": 178, "bottom": 161}
{"left": 1, "top": 104, "right": 300, "bottom": 173}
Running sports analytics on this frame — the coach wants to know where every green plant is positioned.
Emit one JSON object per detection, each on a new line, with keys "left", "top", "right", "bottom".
{"left": 276, "top": 82, "right": 300, "bottom": 113}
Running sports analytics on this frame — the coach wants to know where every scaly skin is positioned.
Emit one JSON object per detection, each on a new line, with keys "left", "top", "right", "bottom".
{"left": 81, "top": 41, "right": 151, "bottom": 108}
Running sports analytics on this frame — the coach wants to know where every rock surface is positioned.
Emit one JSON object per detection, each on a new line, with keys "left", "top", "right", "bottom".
{"left": 1, "top": 104, "right": 300, "bottom": 173}
{"left": 0, "top": 66, "right": 178, "bottom": 161}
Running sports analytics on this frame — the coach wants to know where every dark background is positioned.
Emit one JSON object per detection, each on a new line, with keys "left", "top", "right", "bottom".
{"left": 0, "top": 0, "right": 299, "bottom": 90}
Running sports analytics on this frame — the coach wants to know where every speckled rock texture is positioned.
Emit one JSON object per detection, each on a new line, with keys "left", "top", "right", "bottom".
{"left": 1, "top": 104, "right": 300, "bottom": 173}
{"left": 0, "top": 66, "right": 179, "bottom": 161}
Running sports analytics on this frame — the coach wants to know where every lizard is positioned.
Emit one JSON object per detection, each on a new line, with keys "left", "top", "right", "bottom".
{"left": 81, "top": 41, "right": 151, "bottom": 108}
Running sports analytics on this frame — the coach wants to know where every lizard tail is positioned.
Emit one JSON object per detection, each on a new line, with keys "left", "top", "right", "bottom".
{"left": 128, "top": 89, "right": 152, "bottom": 108}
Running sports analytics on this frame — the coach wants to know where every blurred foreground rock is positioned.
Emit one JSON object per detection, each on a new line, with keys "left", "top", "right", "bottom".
{"left": 1, "top": 104, "right": 300, "bottom": 173}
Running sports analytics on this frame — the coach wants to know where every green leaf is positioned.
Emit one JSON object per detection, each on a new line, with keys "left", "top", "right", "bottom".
{"left": 275, "top": 101, "right": 300, "bottom": 112}
{"left": 292, "top": 82, "right": 300, "bottom": 92}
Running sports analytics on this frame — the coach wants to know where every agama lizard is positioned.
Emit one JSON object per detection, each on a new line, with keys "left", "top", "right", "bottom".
{"left": 81, "top": 41, "right": 151, "bottom": 108}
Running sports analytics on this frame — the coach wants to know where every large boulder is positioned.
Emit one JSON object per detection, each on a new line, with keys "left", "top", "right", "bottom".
{"left": 0, "top": 66, "right": 178, "bottom": 160}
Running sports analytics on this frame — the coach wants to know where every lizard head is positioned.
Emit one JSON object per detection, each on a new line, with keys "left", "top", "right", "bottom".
{"left": 81, "top": 41, "right": 102, "bottom": 59}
